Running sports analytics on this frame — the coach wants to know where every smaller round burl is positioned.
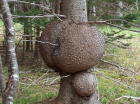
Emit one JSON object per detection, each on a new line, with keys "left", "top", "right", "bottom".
{"left": 72, "top": 72, "right": 97, "bottom": 97}
{"left": 39, "top": 20, "right": 105, "bottom": 73}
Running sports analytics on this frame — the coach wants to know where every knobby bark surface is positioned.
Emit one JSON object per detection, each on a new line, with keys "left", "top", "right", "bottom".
{"left": 49, "top": 0, "right": 100, "bottom": 104}
{"left": 54, "top": 73, "right": 100, "bottom": 104}
{"left": 0, "top": 0, "right": 19, "bottom": 104}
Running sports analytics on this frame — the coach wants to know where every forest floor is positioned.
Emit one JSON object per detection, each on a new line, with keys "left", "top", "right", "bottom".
{"left": 0, "top": 24, "right": 140, "bottom": 104}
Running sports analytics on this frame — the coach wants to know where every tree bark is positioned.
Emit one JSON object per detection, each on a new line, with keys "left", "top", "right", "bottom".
{"left": 0, "top": 0, "right": 19, "bottom": 103}
{"left": 34, "top": 26, "right": 40, "bottom": 59}
{"left": 116, "top": 1, "right": 123, "bottom": 17}
{"left": 61, "top": 0, "right": 88, "bottom": 23}
{"left": 54, "top": 0, "right": 61, "bottom": 14}
{"left": 0, "top": 55, "right": 5, "bottom": 104}
{"left": 0, "top": 55, "right": 5, "bottom": 93}
{"left": 24, "top": 19, "right": 32, "bottom": 52}
{"left": 49, "top": 0, "right": 100, "bottom": 104}
{"left": 54, "top": 74, "right": 100, "bottom": 104}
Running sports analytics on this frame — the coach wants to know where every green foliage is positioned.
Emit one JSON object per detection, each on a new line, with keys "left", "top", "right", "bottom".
{"left": 98, "top": 25, "right": 140, "bottom": 49}
{"left": 0, "top": 20, "right": 4, "bottom": 26}
{"left": 14, "top": 8, "right": 50, "bottom": 28}
{"left": 123, "top": 14, "right": 138, "bottom": 22}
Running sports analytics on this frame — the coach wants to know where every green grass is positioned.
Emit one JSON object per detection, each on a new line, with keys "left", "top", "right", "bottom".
{"left": 99, "top": 77, "right": 140, "bottom": 104}
{"left": 96, "top": 25, "right": 140, "bottom": 104}
{"left": 0, "top": 71, "right": 57, "bottom": 104}
{"left": 14, "top": 90, "right": 55, "bottom": 104}
{"left": 0, "top": 20, "right": 4, "bottom": 26}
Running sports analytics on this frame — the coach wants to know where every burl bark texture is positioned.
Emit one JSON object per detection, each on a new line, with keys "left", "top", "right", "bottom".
{"left": 46, "top": 72, "right": 99, "bottom": 104}
{"left": 39, "top": 20, "right": 105, "bottom": 73}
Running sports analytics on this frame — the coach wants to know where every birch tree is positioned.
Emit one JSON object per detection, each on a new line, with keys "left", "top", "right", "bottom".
{"left": 0, "top": 0, "right": 19, "bottom": 104}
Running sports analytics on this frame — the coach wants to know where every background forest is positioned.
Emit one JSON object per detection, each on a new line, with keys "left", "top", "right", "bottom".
{"left": 1, "top": 0, "right": 140, "bottom": 104}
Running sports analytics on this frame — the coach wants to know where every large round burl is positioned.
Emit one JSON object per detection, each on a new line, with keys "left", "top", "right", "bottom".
{"left": 72, "top": 72, "right": 97, "bottom": 97}
{"left": 39, "top": 20, "right": 105, "bottom": 73}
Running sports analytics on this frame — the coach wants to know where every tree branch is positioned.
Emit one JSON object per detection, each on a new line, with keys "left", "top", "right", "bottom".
{"left": 80, "top": 21, "right": 140, "bottom": 33}
{"left": 8, "top": 0, "right": 50, "bottom": 11}
{"left": 115, "top": 96, "right": 140, "bottom": 103}
{"left": 12, "top": 14, "right": 66, "bottom": 19}
{"left": 106, "top": 19, "right": 140, "bottom": 28}
{"left": 101, "top": 59, "right": 140, "bottom": 77}
{"left": 22, "top": 40, "right": 58, "bottom": 46}
{"left": 8, "top": 0, "right": 64, "bottom": 21}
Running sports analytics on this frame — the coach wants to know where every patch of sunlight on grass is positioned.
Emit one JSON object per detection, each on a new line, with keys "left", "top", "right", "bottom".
{"left": 0, "top": 20, "right": 4, "bottom": 26}
{"left": 100, "top": 25, "right": 140, "bottom": 70}
{"left": 14, "top": 23, "right": 23, "bottom": 31}
{"left": 105, "top": 38, "right": 140, "bottom": 70}
{"left": 96, "top": 26, "right": 140, "bottom": 103}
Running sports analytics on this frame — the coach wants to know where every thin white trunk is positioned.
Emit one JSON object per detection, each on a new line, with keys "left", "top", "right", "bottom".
{"left": 0, "top": 0, "right": 19, "bottom": 104}
{"left": 136, "top": 0, "right": 139, "bottom": 12}
{"left": 93, "top": 6, "right": 96, "bottom": 17}
{"left": 117, "top": 1, "right": 123, "bottom": 17}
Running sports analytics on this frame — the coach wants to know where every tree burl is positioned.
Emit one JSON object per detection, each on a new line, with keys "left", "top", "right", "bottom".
{"left": 39, "top": 20, "right": 105, "bottom": 73}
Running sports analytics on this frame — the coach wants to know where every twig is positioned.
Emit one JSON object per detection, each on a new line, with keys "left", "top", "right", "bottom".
{"left": 101, "top": 59, "right": 140, "bottom": 77}
{"left": 106, "top": 22, "right": 140, "bottom": 33}
{"left": 24, "top": 70, "right": 49, "bottom": 89}
{"left": 115, "top": 96, "right": 140, "bottom": 103}
{"left": 101, "top": 60, "right": 135, "bottom": 75}
{"left": 22, "top": 40, "right": 58, "bottom": 46}
{"left": 8, "top": 0, "right": 50, "bottom": 11}
{"left": 8, "top": 0, "right": 64, "bottom": 21}
{"left": 106, "top": 19, "right": 140, "bottom": 28}
{"left": 12, "top": 14, "right": 66, "bottom": 19}
{"left": 97, "top": 71, "right": 136, "bottom": 90}
{"left": 0, "top": 34, "right": 40, "bottom": 37}
{"left": 47, "top": 75, "right": 70, "bottom": 85}
{"left": 81, "top": 21, "right": 140, "bottom": 33}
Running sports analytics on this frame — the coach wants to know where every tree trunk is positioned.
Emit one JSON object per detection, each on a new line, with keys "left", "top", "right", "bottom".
{"left": 34, "top": 26, "right": 40, "bottom": 59}
{"left": 60, "top": 0, "right": 88, "bottom": 23}
{"left": 0, "top": 0, "right": 19, "bottom": 103}
{"left": 0, "top": 55, "right": 5, "bottom": 92}
{"left": 54, "top": 74, "right": 100, "bottom": 104}
{"left": 4, "top": 35, "right": 8, "bottom": 65}
{"left": 24, "top": 19, "right": 32, "bottom": 52}
{"left": 54, "top": 0, "right": 61, "bottom": 14}
{"left": 116, "top": 1, "right": 123, "bottom": 17}
{"left": 49, "top": 0, "right": 100, "bottom": 104}
{"left": 0, "top": 55, "right": 5, "bottom": 104}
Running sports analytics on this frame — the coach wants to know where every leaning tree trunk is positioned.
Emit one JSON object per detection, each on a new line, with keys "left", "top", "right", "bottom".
{"left": 0, "top": 0, "right": 19, "bottom": 104}
{"left": 50, "top": 0, "right": 100, "bottom": 104}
